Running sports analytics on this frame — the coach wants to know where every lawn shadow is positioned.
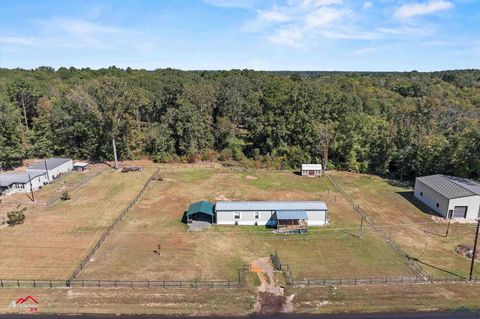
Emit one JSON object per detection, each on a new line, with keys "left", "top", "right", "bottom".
{"left": 398, "top": 191, "right": 446, "bottom": 237}
{"left": 180, "top": 211, "right": 187, "bottom": 224}
{"left": 410, "top": 257, "right": 467, "bottom": 279}
{"left": 397, "top": 191, "right": 443, "bottom": 218}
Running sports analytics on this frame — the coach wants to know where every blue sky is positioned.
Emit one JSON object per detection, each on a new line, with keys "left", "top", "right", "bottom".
{"left": 0, "top": 0, "right": 478, "bottom": 71}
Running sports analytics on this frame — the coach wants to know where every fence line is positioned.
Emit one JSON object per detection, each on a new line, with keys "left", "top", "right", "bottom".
{"left": 66, "top": 169, "right": 160, "bottom": 283}
{"left": 292, "top": 275, "right": 479, "bottom": 287}
{"left": 46, "top": 170, "right": 103, "bottom": 206}
{"left": 0, "top": 278, "right": 244, "bottom": 289}
{"left": 325, "top": 172, "right": 426, "bottom": 279}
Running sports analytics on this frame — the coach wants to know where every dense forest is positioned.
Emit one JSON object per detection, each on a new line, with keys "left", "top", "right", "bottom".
{"left": 0, "top": 67, "right": 479, "bottom": 180}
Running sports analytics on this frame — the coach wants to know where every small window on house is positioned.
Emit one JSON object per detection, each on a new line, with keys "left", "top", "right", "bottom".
{"left": 255, "top": 212, "right": 260, "bottom": 219}
{"left": 420, "top": 192, "right": 423, "bottom": 196}
{"left": 234, "top": 212, "right": 240, "bottom": 219}
{"left": 436, "top": 203, "right": 439, "bottom": 208}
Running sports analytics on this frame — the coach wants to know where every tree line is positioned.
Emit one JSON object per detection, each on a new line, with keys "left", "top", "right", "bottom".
{"left": 0, "top": 67, "right": 479, "bottom": 180}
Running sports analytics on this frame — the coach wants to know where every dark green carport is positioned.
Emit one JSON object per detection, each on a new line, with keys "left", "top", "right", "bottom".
{"left": 186, "top": 201, "right": 214, "bottom": 223}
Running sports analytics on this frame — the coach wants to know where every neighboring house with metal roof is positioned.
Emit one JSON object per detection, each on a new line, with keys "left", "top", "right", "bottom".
{"left": 414, "top": 175, "right": 480, "bottom": 220}
{"left": 214, "top": 201, "right": 328, "bottom": 226}
{"left": 0, "top": 172, "right": 48, "bottom": 195}
{"left": 27, "top": 158, "right": 73, "bottom": 182}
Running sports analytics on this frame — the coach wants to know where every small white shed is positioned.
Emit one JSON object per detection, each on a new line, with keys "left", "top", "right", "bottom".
{"left": 27, "top": 158, "right": 73, "bottom": 182}
{"left": 73, "top": 162, "right": 89, "bottom": 171}
{"left": 301, "top": 164, "right": 322, "bottom": 177}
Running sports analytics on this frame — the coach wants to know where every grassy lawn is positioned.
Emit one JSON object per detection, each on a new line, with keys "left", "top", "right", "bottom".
{"left": 290, "top": 283, "right": 480, "bottom": 313}
{"left": 78, "top": 168, "right": 412, "bottom": 282}
{"left": 0, "top": 287, "right": 255, "bottom": 316}
{"left": 0, "top": 168, "right": 155, "bottom": 280}
{"left": 329, "top": 171, "right": 480, "bottom": 278}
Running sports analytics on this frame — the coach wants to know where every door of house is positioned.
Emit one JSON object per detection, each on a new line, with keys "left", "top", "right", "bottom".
{"left": 309, "top": 170, "right": 315, "bottom": 176}
{"left": 452, "top": 206, "right": 468, "bottom": 218}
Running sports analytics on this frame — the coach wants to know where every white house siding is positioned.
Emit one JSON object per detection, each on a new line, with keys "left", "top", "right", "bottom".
{"left": 1, "top": 174, "right": 48, "bottom": 195}
{"left": 215, "top": 210, "right": 275, "bottom": 226}
{"left": 414, "top": 179, "right": 450, "bottom": 217}
{"left": 448, "top": 196, "right": 480, "bottom": 220}
{"left": 27, "top": 160, "right": 73, "bottom": 182}
{"left": 306, "top": 210, "right": 328, "bottom": 226}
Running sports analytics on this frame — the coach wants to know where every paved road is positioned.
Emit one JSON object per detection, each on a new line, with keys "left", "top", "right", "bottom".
{"left": 1, "top": 310, "right": 480, "bottom": 319}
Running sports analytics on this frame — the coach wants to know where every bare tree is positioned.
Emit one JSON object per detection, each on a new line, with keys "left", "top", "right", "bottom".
{"left": 314, "top": 122, "right": 336, "bottom": 171}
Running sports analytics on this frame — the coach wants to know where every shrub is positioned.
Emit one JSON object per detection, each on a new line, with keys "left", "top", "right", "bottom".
{"left": 7, "top": 208, "right": 26, "bottom": 226}
{"left": 60, "top": 191, "right": 71, "bottom": 201}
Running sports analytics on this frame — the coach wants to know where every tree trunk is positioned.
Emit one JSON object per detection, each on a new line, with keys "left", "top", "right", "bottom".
{"left": 112, "top": 135, "right": 118, "bottom": 169}
{"left": 21, "top": 98, "right": 28, "bottom": 130}
{"left": 322, "top": 143, "right": 329, "bottom": 171}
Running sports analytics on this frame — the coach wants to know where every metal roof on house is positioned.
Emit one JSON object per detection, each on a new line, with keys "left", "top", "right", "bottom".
{"left": 276, "top": 210, "right": 308, "bottom": 220}
{"left": 73, "top": 162, "right": 89, "bottom": 167}
{"left": 416, "top": 175, "right": 480, "bottom": 199}
{"left": 28, "top": 158, "right": 71, "bottom": 170}
{"left": 187, "top": 201, "right": 214, "bottom": 216}
{"left": 215, "top": 201, "right": 327, "bottom": 211}
{"left": 0, "top": 172, "right": 46, "bottom": 187}
{"left": 302, "top": 164, "right": 322, "bottom": 170}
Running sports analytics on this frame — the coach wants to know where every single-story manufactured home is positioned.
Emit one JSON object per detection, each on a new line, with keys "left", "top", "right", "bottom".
{"left": 301, "top": 164, "right": 322, "bottom": 177}
{"left": 0, "top": 172, "right": 48, "bottom": 195}
{"left": 414, "top": 175, "right": 480, "bottom": 220}
{"left": 187, "top": 201, "right": 328, "bottom": 230}
{"left": 27, "top": 158, "right": 73, "bottom": 182}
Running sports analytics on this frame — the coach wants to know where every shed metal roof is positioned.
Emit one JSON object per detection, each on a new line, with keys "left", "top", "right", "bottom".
{"left": 215, "top": 201, "right": 327, "bottom": 211}
{"left": 416, "top": 175, "right": 480, "bottom": 199}
{"left": 276, "top": 210, "right": 308, "bottom": 220}
{"left": 0, "top": 172, "right": 46, "bottom": 187}
{"left": 28, "top": 158, "right": 71, "bottom": 170}
{"left": 302, "top": 164, "right": 322, "bottom": 170}
{"left": 187, "top": 201, "right": 214, "bottom": 216}
{"left": 73, "top": 162, "right": 89, "bottom": 167}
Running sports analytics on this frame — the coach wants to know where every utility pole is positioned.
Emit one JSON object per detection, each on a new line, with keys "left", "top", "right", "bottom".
{"left": 469, "top": 219, "right": 480, "bottom": 281}
{"left": 359, "top": 216, "right": 364, "bottom": 238}
{"left": 445, "top": 211, "right": 452, "bottom": 238}
{"left": 28, "top": 174, "right": 35, "bottom": 202}
{"left": 44, "top": 160, "right": 50, "bottom": 182}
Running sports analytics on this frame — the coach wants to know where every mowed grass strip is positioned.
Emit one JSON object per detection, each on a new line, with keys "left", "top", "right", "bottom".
{"left": 78, "top": 168, "right": 411, "bottom": 281}
{"left": 330, "top": 171, "right": 480, "bottom": 277}
{"left": 0, "top": 169, "right": 155, "bottom": 280}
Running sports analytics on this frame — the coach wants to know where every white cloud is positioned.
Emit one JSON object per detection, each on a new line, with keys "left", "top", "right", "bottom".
{"left": 363, "top": 1, "right": 373, "bottom": 9}
{"left": 304, "top": 7, "right": 350, "bottom": 30}
{"left": 394, "top": 1, "right": 453, "bottom": 19}
{"left": 258, "top": 9, "right": 291, "bottom": 22}
{"left": 267, "top": 27, "right": 304, "bottom": 46}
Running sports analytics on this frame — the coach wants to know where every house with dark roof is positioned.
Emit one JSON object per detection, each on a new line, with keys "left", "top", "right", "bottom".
{"left": 26, "top": 158, "right": 73, "bottom": 182}
{"left": 414, "top": 175, "right": 480, "bottom": 220}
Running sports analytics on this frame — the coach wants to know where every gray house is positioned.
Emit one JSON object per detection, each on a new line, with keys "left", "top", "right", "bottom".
{"left": 215, "top": 201, "right": 328, "bottom": 226}
{"left": 27, "top": 158, "right": 73, "bottom": 182}
{"left": 414, "top": 175, "right": 480, "bottom": 220}
{"left": 0, "top": 172, "right": 48, "bottom": 195}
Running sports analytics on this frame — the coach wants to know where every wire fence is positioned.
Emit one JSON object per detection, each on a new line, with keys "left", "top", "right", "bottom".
{"left": 325, "top": 172, "right": 426, "bottom": 279}
{"left": 66, "top": 169, "right": 160, "bottom": 283}
{"left": 0, "top": 279, "right": 244, "bottom": 289}
{"left": 291, "top": 275, "right": 479, "bottom": 287}
{"left": 45, "top": 170, "right": 103, "bottom": 206}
